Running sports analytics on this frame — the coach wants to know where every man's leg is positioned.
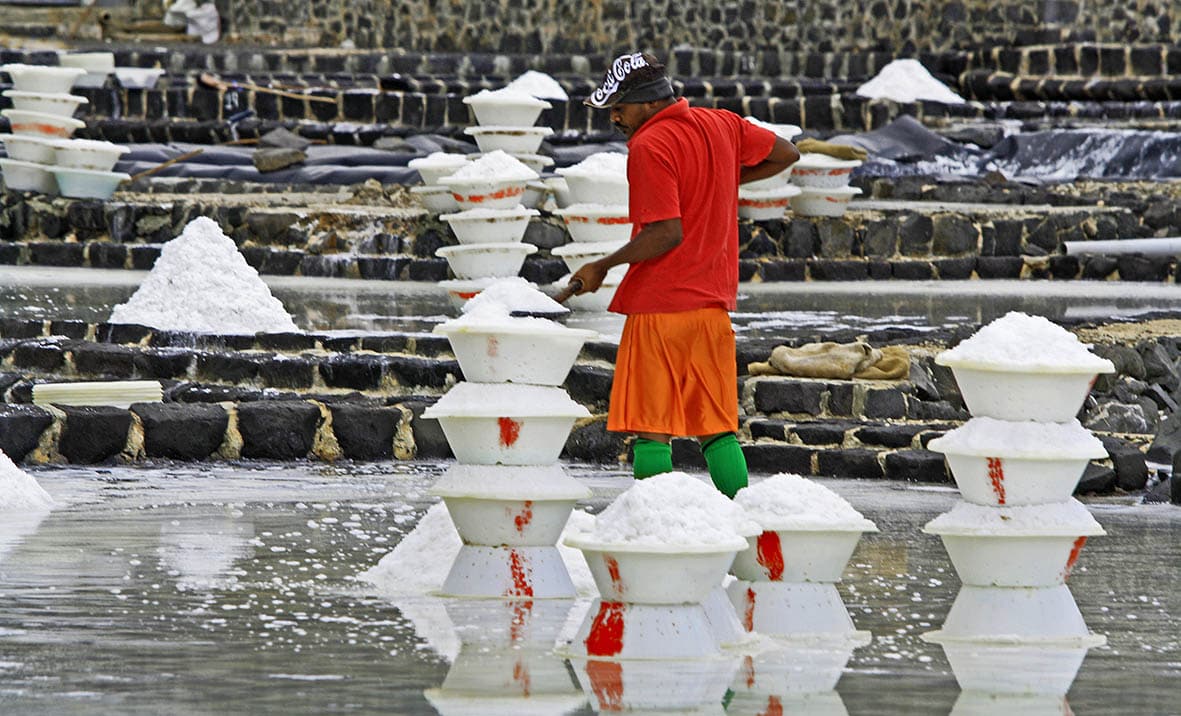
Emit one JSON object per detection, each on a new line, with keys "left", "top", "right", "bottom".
{"left": 632, "top": 432, "right": 672, "bottom": 479}
{"left": 699, "top": 432, "right": 747, "bottom": 499}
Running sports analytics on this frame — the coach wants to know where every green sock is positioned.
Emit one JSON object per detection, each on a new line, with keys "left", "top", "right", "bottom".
{"left": 701, "top": 433, "right": 748, "bottom": 498}
{"left": 632, "top": 438, "right": 673, "bottom": 479}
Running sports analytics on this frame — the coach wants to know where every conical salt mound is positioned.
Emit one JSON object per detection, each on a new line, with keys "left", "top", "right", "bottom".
{"left": 109, "top": 216, "right": 298, "bottom": 333}
{"left": 0, "top": 448, "right": 53, "bottom": 511}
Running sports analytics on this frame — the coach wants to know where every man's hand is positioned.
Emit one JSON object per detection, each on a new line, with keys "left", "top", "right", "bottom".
{"left": 571, "top": 261, "right": 608, "bottom": 294}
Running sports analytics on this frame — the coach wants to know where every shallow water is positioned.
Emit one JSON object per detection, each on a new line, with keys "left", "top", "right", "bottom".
{"left": 0, "top": 463, "right": 1176, "bottom": 715}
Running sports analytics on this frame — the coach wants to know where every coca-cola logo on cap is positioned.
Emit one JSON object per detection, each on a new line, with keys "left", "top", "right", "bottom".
{"left": 590, "top": 53, "right": 649, "bottom": 106}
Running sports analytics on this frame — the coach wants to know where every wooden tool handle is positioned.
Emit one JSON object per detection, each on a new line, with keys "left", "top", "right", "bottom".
{"left": 125, "top": 148, "right": 204, "bottom": 183}
{"left": 553, "top": 277, "right": 584, "bottom": 304}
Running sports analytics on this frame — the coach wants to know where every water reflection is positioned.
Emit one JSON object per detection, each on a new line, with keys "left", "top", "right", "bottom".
{"left": 571, "top": 655, "right": 739, "bottom": 714}
{"left": 726, "top": 633, "right": 870, "bottom": 716}
{"left": 156, "top": 510, "right": 254, "bottom": 591}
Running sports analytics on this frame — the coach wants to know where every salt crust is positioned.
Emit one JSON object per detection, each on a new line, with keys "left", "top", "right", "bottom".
{"left": 422, "top": 382, "right": 590, "bottom": 418}
{"left": 855, "top": 58, "right": 967, "bottom": 105}
{"left": 439, "top": 206, "right": 538, "bottom": 220}
{"left": 793, "top": 152, "right": 862, "bottom": 169}
{"left": 735, "top": 473, "right": 877, "bottom": 531}
{"left": 556, "top": 152, "right": 629, "bottom": 178}
{"left": 924, "top": 498, "right": 1104, "bottom": 536}
{"left": 408, "top": 151, "right": 470, "bottom": 168}
{"left": 463, "top": 87, "right": 550, "bottom": 107}
{"left": 505, "top": 70, "right": 569, "bottom": 100}
{"left": 0, "top": 449, "right": 53, "bottom": 511}
{"left": 108, "top": 217, "right": 298, "bottom": 334}
{"left": 459, "top": 276, "right": 567, "bottom": 315}
{"left": 927, "top": 416, "right": 1108, "bottom": 459}
{"left": 440, "top": 149, "right": 538, "bottom": 182}
{"left": 937, "top": 311, "right": 1115, "bottom": 371}
{"left": 573, "top": 472, "right": 757, "bottom": 550}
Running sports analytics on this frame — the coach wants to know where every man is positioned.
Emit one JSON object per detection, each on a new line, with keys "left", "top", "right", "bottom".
{"left": 569, "top": 52, "right": 799, "bottom": 498}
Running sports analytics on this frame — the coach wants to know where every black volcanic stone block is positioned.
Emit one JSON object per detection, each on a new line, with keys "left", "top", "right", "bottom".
{"left": 855, "top": 424, "right": 925, "bottom": 449}
{"left": 359, "top": 335, "right": 411, "bottom": 353}
{"left": 1118, "top": 254, "right": 1172, "bottom": 281}
{"left": 407, "top": 258, "right": 449, "bottom": 281}
{"left": 933, "top": 257, "right": 976, "bottom": 279}
{"left": 884, "top": 449, "right": 950, "bottom": 482}
{"left": 29, "top": 242, "right": 84, "bottom": 267}
{"left": 320, "top": 355, "right": 386, "bottom": 390}
{"left": 0, "top": 404, "right": 52, "bottom": 462}
{"left": 565, "top": 364, "right": 613, "bottom": 407}
{"left": 71, "top": 343, "right": 138, "bottom": 378}
{"left": 753, "top": 379, "right": 825, "bottom": 415}
{"left": 133, "top": 402, "right": 228, "bottom": 460}
{"left": 47, "top": 320, "right": 87, "bottom": 339}
{"left": 12, "top": 341, "right": 65, "bottom": 371}
{"left": 196, "top": 353, "right": 265, "bottom": 382}
{"left": 386, "top": 356, "right": 459, "bottom": 388}
{"left": 975, "top": 256, "right": 1023, "bottom": 278}
{"left": 398, "top": 398, "right": 452, "bottom": 460}
{"left": 759, "top": 259, "right": 807, "bottom": 281}
{"left": 747, "top": 419, "right": 788, "bottom": 441}
{"left": 792, "top": 421, "right": 851, "bottom": 445}
{"left": 58, "top": 405, "right": 131, "bottom": 464}
{"left": 256, "top": 332, "right": 316, "bottom": 351}
{"left": 743, "top": 443, "right": 814, "bottom": 475}
{"left": 130, "top": 245, "right": 162, "bottom": 270}
{"left": 258, "top": 357, "right": 316, "bottom": 390}
{"left": 563, "top": 419, "right": 627, "bottom": 464}
{"left": 809, "top": 259, "right": 868, "bottom": 281}
{"left": 817, "top": 448, "right": 883, "bottom": 479}
{"left": 236, "top": 400, "right": 320, "bottom": 460}
{"left": 329, "top": 403, "right": 402, "bottom": 460}
{"left": 136, "top": 349, "right": 195, "bottom": 379}
{"left": 1, "top": 318, "right": 45, "bottom": 339}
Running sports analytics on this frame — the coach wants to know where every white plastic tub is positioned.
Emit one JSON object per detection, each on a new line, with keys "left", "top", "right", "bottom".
{"left": 742, "top": 167, "right": 794, "bottom": 192}
{"left": 520, "top": 180, "right": 549, "bottom": 210}
{"left": 552, "top": 203, "right": 632, "bottom": 242}
{"left": 439, "top": 277, "right": 499, "bottom": 310}
{"left": 0, "top": 158, "right": 57, "bottom": 194}
{"left": 438, "top": 176, "right": 529, "bottom": 210}
{"left": 789, "top": 154, "right": 861, "bottom": 189}
{"left": 940, "top": 451, "right": 1095, "bottom": 506}
{"left": 792, "top": 186, "right": 862, "bottom": 217}
{"left": 436, "top": 242, "right": 537, "bottom": 279}
{"left": 440, "top": 496, "right": 580, "bottom": 547}
{"left": 434, "top": 321, "right": 597, "bottom": 385}
{"left": 552, "top": 240, "right": 627, "bottom": 277}
{"left": 2, "top": 109, "right": 85, "bottom": 138}
{"left": 566, "top": 536, "right": 744, "bottom": 604}
{"left": 937, "top": 362, "right": 1108, "bottom": 422}
{"left": 51, "top": 138, "right": 129, "bottom": 172}
{"left": 0, "top": 133, "right": 57, "bottom": 164}
{"left": 0, "top": 64, "right": 87, "bottom": 94}
{"left": 557, "top": 172, "right": 629, "bottom": 207}
{"left": 543, "top": 176, "right": 573, "bottom": 208}
{"left": 408, "top": 153, "right": 470, "bottom": 185}
{"left": 2, "top": 90, "right": 88, "bottom": 117}
{"left": 409, "top": 184, "right": 461, "bottom": 213}
{"left": 439, "top": 206, "right": 538, "bottom": 245}
{"left": 463, "top": 90, "right": 551, "bottom": 127}
{"left": 440, "top": 543, "right": 577, "bottom": 599}
{"left": 58, "top": 52, "right": 115, "bottom": 73}
{"left": 463, "top": 125, "right": 553, "bottom": 154}
{"left": 731, "top": 527, "right": 873, "bottom": 583}
{"left": 53, "top": 166, "right": 129, "bottom": 199}
{"left": 738, "top": 184, "right": 803, "bottom": 221}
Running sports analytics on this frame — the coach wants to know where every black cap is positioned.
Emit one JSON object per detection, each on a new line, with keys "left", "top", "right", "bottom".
{"left": 584, "top": 52, "right": 675, "bottom": 108}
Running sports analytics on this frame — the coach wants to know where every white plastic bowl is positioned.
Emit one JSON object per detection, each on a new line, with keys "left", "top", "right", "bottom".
{"left": 436, "top": 242, "right": 537, "bottom": 280}
{"left": 520, "top": 180, "right": 549, "bottom": 210}
{"left": 439, "top": 207, "right": 538, "bottom": 245}
{"left": 439, "top": 277, "right": 499, "bottom": 311}
{"left": 438, "top": 176, "right": 530, "bottom": 210}
{"left": 552, "top": 204, "right": 632, "bottom": 243}
{"left": 936, "top": 533, "right": 1098, "bottom": 587}
{"left": 567, "top": 537, "right": 744, "bottom": 604}
{"left": 0, "top": 133, "right": 57, "bottom": 163}
{"left": 434, "top": 321, "right": 597, "bottom": 385}
{"left": 727, "top": 580, "right": 860, "bottom": 637}
{"left": 463, "top": 93, "right": 551, "bottom": 127}
{"left": 0, "top": 64, "right": 87, "bottom": 94}
{"left": 508, "top": 152, "right": 554, "bottom": 174}
{"left": 2, "top": 109, "right": 85, "bottom": 138}
{"left": 2, "top": 90, "right": 88, "bottom": 117}
{"left": 731, "top": 527, "right": 874, "bottom": 583}
{"left": 738, "top": 184, "right": 803, "bottom": 221}
{"left": 789, "top": 155, "right": 861, "bottom": 189}
{"left": 431, "top": 463, "right": 590, "bottom": 502}
{"left": 552, "top": 241, "right": 629, "bottom": 282}
{"left": 792, "top": 186, "right": 862, "bottom": 217}
{"left": 52, "top": 166, "right": 129, "bottom": 199}
{"left": 51, "top": 138, "right": 129, "bottom": 172}
{"left": 58, "top": 52, "right": 115, "bottom": 72}
{"left": 938, "top": 363, "right": 1107, "bottom": 422}
{"left": 557, "top": 172, "right": 629, "bottom": 206}
{"left": 408, "top": 154, "right": 471, "bottom": 185}
{"left": 440, "top": 496, "right": 580, "bottom": 546}
{"left": 932, "top": 448, "right": 1100, "bottom": 507}
{"left": 464, "top": 125, "right": 553, "bottom": 154}
{"left": 742, "top": 167, "right": 795, "bottom": 191}
{"left": 113, "top": 67, "right": 165, "bottom": 89}
{"left": 543, "top": 176, "right": 573, "bottom": 208}
{"left": 441, "top": 544, "right": 577, "bottom": 599}
{"left": 936, "top": 584, "right": 1095, "bottom": 641}
{"left": 0, "top": 158, "right": 57, "bottom": 194}
{"left": 410, "top": 184, "right": 461, "bottom": 213}
{"left": 421, "top": 382, "right": 590, "bottom": 465}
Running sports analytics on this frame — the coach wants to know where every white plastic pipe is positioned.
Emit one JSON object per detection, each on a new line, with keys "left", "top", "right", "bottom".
{"left": 1063, "top": 237, "right": 1181, "bottom": 256}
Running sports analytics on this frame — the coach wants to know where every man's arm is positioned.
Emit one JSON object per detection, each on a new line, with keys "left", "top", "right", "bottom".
{"left": 569, "top": 218, "right": 682, "bottom": 294}
{"left": 740, "top": 136, "right": 800, "bottom": 184}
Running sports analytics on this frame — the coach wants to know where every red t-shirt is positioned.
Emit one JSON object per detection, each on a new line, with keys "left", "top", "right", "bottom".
{"left": 608, "top": 99, "right": 777, "bottom": 314}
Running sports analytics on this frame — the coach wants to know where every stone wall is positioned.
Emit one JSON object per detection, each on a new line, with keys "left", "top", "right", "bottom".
{"left": 199, "top": 1, "right": 1177, "bottom": 53}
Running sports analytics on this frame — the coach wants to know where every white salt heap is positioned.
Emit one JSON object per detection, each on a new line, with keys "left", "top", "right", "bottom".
{"left": 558, "top": 152, "right": 629, "bottom": 178}
{"left": 855, "top": 58, "right": 966, "bottom": 105}
{"left": 928, "top": 416, "right": 1108, "bottom": 458}
{"left": 744, "top": 116, "right": 802, "bottom": 140}
{"left": 506, "top": 70, "right": 569, "bottom": 100}
{"left": 577, "top": 472, "right": 757, "bottom": 549}
{"left": 441, "top": 149, "right": 538, "bottom": 182}
{"left": 0, "top": 448, "right": 53, "bottom": 511}
{"left": 108, "top": 217, "right": 298, "bottom": 334}
{"left": 938, "top": 311, "right": 1115, "bottom": 371}
{"left": 735, "top": 473, "right": 877, "bottom": 531}
{"left": 465, "top": 86, "right": 550, "bottom": 107}
{"left": 925, "top": 498, "right": 1104, "bottom": 536}
{"left": 408, "top": 151, "right": 470, "bottom": 169}
{"left": 460, "top": 276, "right": 568, "bottom": 316}
{"left": 438, "top": 300, "right": 570, "bottom": 332}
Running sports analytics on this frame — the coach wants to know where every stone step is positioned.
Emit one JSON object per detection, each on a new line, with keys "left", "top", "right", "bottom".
{"left": 960, "top": 71, "right": 1181, "bottom": 102}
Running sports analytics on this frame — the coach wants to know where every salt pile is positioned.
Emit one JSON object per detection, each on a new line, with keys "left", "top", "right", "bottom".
{"left": 464, "top": 86, "right": 550, "bottom": 106}
{"left": 576, "top": 472, "right": 757, "bottom": 549}
{"left": 558, "top": 152, "right": 629, "bottom": 178}
{"left": 460, "top": 276, "right": 568, "bottom": 316}
{"left": 927, "top": 417, "right": 1107, "bottom": 458}
{"left": 745, "top": 116, "right": 803, "bottom": 140}
{"left": 938, "top": 312, "right": 1114, "bottom": 371}
{"left": 925, "top": 498, "right": 1103, "bottom": 535}
{"left": 439, "top": 300, "right": 570, "bottom": 332}
{"left": 505, "top": 70, "right": 569, "bottom": 100}
{"left": 856, "top": 59, "right": 966, "bottom": 105}
{"left": 108, "top": 217, "right": 298, "bottom": 334}
{"left": 734, "top": 473, "right": 876, "bottom": 531}
{"left": 441, "top": 149, "right": 538, "bottom": 182}
{"left": 0, "top": 448, "right": 53, "bottom": 511}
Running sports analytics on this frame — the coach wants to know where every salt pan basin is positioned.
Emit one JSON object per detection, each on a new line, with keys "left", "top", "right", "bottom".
{"left": 51, "top": 138, "right": 130, "bottom": 172}
{"left": 422, "top": 382, "right": 590, "bottom": 465}
{"left": 439, "top": 206, "right": 538, "bottom": 245}
{"left": 409, "top": 184, "right": 461, "bottom": 213}
{"left": 935, "top": 361, "right": 1111, "bottom": 422}
{"left": 789, "top": 153, "right": 861, "bottom": 189}
{"left": 792, "top": 186, "right": 862, "bottom": 217}
{"left": 434, "top": 320, "right": 597, "bottom": 385}
{"left": 2, "top": 109, "right": 85, "bottom": 138}
{"left": 556, "top": 170, "right": 629, "bottom": 207}
{"left": 731, "top": 526, "right": 876, "bottom": 583}
{"left": 0, "top": 158, "right": 58, "bottom": 194}
{"left": 738, "top": 184, "right": 802, "bottom": 221}
{"left": 463, "top": 91, "right": 551, "bottom": 127}
{"left": 552, "top": 203, "right": 632, "bottom": 242}
{"left": 463, "top": 125, "right": 553, "bottom": 154}
{"left": 53, "top": 166, "right": 130, "bottom": 200}
{"left": 2, "top": 90, "right": 88, "bottom": 117}
{"left": 1, "top": 64, "right": 87, "bottom": 94}
{"left": 438, "top": 176, "right": 529, "bottom": 210}
{"left": 0, "top": 134, "right": 58, "bottom": 163}
{"left": 566, "top": 536, "right": 746, "bottom": 604}
{"left": 928, "top": 419, "right": 1107, "bottom": 506}
{"left": 436, "top": 242, "right": 537, "bottom": 279}
{"left": 925, "top": 632, "right": 1105, "bottom": 696}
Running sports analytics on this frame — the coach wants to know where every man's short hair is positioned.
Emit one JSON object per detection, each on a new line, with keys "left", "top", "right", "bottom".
{"left": 584, "top": 52, "right": 675, "bottom": 108}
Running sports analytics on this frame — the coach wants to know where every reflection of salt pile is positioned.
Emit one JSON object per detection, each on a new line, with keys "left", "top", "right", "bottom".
{"left": 0, "top": 449, "right": 53, "bottom": 564}
{"left": 109, "top": 217, "right": 297, "bottom": 333}
{"left": 923, "top": 312, "right": 1113, "bottom": 697}
{"left": 157, "top": 513, "right": 254, "bottom": 591}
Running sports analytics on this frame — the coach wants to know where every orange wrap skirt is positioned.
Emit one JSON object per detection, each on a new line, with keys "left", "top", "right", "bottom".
{"left": 606, "top": 307, "right": 738, "bottom": 436}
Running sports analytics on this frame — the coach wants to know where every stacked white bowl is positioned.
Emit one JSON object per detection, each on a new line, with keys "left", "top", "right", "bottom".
{"left": 551, "top": 152, "right": 631, "bottom": 311}
{"left": 1, "top": 61, "right": 130, "bottom": 198}
{"left": 789, "top": 152, "right": 863, "bottom": 218}
{"left": 921, "top": 311, "right": 1115, "bottom": 696}
{"left": 739, "top": 117, "right": 804, "bottom": 221}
